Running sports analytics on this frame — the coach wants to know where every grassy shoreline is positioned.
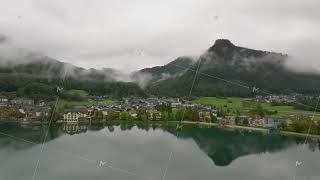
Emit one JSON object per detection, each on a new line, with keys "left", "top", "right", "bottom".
{"left": 1, "top": 119, "right": 319, "bottom": 138}
{"left": 196, "top": 97, "right": 320, "bottom": 120}
{"left": 177, "top": 121, "right": 320, "bottom": 138}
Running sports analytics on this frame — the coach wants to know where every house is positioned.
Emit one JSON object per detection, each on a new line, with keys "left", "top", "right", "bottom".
{"left": 37, "top": 100, "right": 47, "bottom": 107}
{"left": 171, "top": 102, "right": 182, "bottom": 108}
{"left": 202, "top": 104, "right": 214, "bottom": 110}
{"left": 249, "top": 118, "right": 265, "bottom": 126}
{"left": 63, "top": 107, "right": 89, "bottom": 123}
{"left": 148, "top": 110, "right": 162, "bottom": 121}
{"left": 110, "top": 111, "right": 121, "bottom": 119}
{"left": 263, "top": 118, "right": 278, "bottom": 128}
{"left": 11, "top": 98, "right": 34, "bottom": 105}
{"left": 183, "top": 102, "right": 198, "bottom": 108}
{"left": 0, "top": 96, "right": 8, "bottom": 103}
{"left": 101, "top": 108, "right": 108, "bottom": 116}
{"left": 223, "top": 116, "right": 236, "bottom": 125}
{"left": 35, "top": 107, "right": 50, "bottom": 117}
{"left": 237, "top": 115, "right": 249, "bottom": 125}
{"left": 199, "top": 111, "right": 211, "bottom": 122}
{"left": 0, "top": 96, "right": 9, "bottom": 107}
{"left": 62, "top": 123, "right": 87, "bottom": 135}
{"left": 129, "top": 111, "right": 138, "bottom": 119}
{"left": 217, "top": 117, "right": 224, "bottom": 125}
{"left": 126, "top": 107, "right": 138, "bottom": 119}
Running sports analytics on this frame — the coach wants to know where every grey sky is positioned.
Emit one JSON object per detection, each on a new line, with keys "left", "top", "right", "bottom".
{"left": 0, "top": 0, "right": 319, "bottom": 72}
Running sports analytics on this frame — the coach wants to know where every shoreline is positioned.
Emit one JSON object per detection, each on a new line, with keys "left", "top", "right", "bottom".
{"left": 1, "top": 119, "right": 319, "bottom": 138}
{"left": 177, "top": 121, "right": 320, "bottom": 138}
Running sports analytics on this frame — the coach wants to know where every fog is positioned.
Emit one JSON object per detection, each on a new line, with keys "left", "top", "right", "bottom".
{"left": 0, "top": 0, "right": 319, "bottom": 72}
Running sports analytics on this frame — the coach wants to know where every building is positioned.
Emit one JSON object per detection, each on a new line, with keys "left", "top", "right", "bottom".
{"left": 249, "top": 118, "right": 265, "bottom": 126}
{"left": 101, "top": 108, "right": 108, "bottom": 116}
{"left": 110, "top": 111, "right": 121, "bottom": 119}
{"left": 37, "top": 100, "right": 47, "bottom": 107}
{"left": 202, "top": 104, "right": 214, "bottom": 110}
{"left": 217, "top": 117, "right": 224, "bottom": 125}
{"left": 199, "top": 111, "right": 211, "bottom": 122}
{"left": 171, "top": 102, "right": 182, "bottom": 108}
{"left": 148, "top": 110, "right": 162, "bottom": 121}
{"left": 263, "top": 118, "right": 278, "bottom": 128}
{"left": 35, "top": 107, "right": 50, "bottom": 117}
{"left": 63, "top": 108, "right": 89, "bottom": 123}
{"left": 0, "top": 96, "right": 9, "bottom": 107}
{"left": 0, "top": 96, "right": 8, "bottom": 103}
{"left": 62, "top": 123, "right": 87, "bottom": 135}
{"left": 183, "top": 102, "right": 198, "bottom": 108}
{"left": 223, "top": 116, "right": 236, "bottom": 125}
{"left": 237, "top": 115, "right": 249, "bottom": 124}
{"left": 126, "top": 107, "right": 138, "bottom": 119}
{"left": 11, "top": 98, "right": 34, "bottom": 105}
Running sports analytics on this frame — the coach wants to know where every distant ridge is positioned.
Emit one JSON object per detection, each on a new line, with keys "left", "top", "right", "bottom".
{"left": 146, "top": 39, "right": 320, "bottom": 97}
{"left": 134, "top": 56, "right": 194, "bottom": 83}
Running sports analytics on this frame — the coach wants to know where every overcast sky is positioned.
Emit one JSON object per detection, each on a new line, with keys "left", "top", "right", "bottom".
{"left": 0, "top": 0, "right": 319, "bottom": 72}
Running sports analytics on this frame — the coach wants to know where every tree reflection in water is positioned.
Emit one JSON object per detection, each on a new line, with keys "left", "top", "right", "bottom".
{"left": 0, "top": 121, "right": 319, "bottom": 167}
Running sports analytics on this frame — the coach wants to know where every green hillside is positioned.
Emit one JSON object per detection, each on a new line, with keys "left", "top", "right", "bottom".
{"left": 147, "top": 39, "right": 320, "bottom": 97}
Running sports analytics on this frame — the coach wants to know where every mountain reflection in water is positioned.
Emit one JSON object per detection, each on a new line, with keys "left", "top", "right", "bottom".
{"left": 1, "top": 121, "right": 319, "bottom": 168}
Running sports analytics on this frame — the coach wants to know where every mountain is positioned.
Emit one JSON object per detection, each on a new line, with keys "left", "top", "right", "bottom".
{"left": 0, "top": 52, "right": 144, "bottom": 99}
{"left": 2, "top": 38, "right": 320, "bottom": 99}
{"left": 134, "top": 56, "right": 194, "bottom": 83}
{"left": 0, "top": 54, "right": 128, "bottom": 82}
{"left": 169, "top": 125, "right": 303, "bottom": 166}
{"left": 147, "top": 39, "right": 320, "bottom": 97}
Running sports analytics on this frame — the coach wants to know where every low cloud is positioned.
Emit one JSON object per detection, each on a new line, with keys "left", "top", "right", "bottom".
{"left": 283, "top": 40, "right": 320, "bottom": 74}
{"left": 130, "top": 72, "right": 154, "bottom": 89}
{"left": 0, "top": 34, "right": 7, "bottom": 44}
{"left": 0, "top": 0, "right": 320, "bottom": 72}
{"left": 0, "top": 41, "right": 153, "bottom": 88}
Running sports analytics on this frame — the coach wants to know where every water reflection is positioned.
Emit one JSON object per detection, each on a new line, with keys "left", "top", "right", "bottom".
{"left": 62, "top": 123, "right": 87, "bottom": 135}
{"left": 1, "top": 121, "right": 319, "bottom": 168}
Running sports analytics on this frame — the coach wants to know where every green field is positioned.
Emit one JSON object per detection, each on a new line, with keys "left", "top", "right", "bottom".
{"left": 196, "top": 97, "right": 243, "bottom": 109}
{"left": 196, "top": 97, "right": 320, "bottom": 119}
{"left": 64, "top": 90, "right": 89, "bottom": 98}
{"left": 57, "top": 100, "right": 97, "bottom": 110}
{"left": 103, "top": 99, "right": 117, "bottom": 105}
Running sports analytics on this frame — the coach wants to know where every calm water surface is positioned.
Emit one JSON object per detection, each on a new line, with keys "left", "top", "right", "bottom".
{"left": 0, "top": 121, "right": 320, "bottom": 180}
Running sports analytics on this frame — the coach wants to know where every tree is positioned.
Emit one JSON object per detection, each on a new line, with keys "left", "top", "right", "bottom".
{"left": 175, "top": 108, "right": 185, "bottom": 121}
{"left": 120, "top": 112, "right": 130, "bottom": 120}
{"left": 47, "top": 108, "right": 60, "bottom": 122}
{"left": 155, "top": 103, "right": 172, "bottom": 113}
{"left": 107, "top": 110, "right": 117, "bottom": 121}
{"left": 168, "top": 112, "right": 176, "bottom": 121}
{"left": 211, "top": 115, "right": 217, "bottom": 123}
{"left": 93, "top": 111, "right": 104, "bottom": 121}
{"left": 278, "top": 121, "right": 288, "bottom": 130}
{"left": 17, "top": 82, "right": 55, "bottom": 101}
{"left": 161, "top": 111, "right": 169, "bottom": 121}
{"left": 137, "top": 110, "right": 149, "bottom": 121}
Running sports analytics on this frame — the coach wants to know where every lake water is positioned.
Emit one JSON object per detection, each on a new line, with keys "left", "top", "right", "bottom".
{"left": 0, "top": 121, "right": 320, "bottom": 180}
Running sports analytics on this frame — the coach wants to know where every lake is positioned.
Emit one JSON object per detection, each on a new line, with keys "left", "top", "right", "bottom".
{"left": 0, "top": 121, "right": 320, "bottom": 180}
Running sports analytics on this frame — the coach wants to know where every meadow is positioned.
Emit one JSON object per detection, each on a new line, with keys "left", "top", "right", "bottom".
{"left": 196, "top": 97, "right": 320, "bottom": 120}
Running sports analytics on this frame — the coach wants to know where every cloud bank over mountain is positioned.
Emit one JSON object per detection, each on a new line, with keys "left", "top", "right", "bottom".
{"left": 0, "top": 0, "right": 320, "bottom": 72}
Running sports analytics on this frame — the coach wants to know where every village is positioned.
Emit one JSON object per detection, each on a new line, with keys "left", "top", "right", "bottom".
{"left": 0, "top": 94, "right": 309, "bottom": 133}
